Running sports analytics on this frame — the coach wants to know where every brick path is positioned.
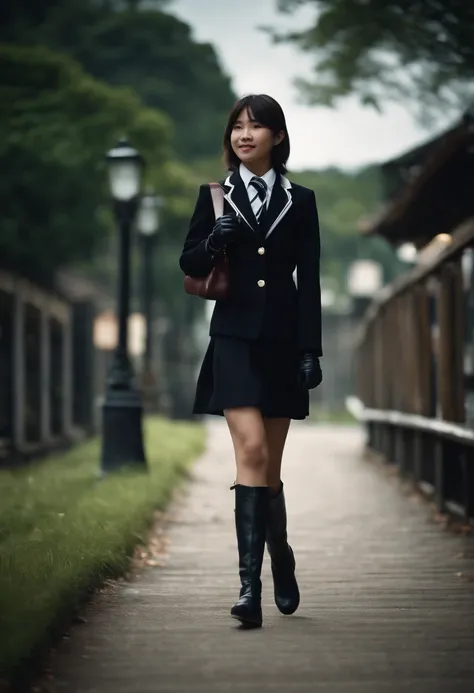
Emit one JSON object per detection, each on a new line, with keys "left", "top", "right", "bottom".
{"left": 46, "top": 421, "right": 474, "bottom": 693}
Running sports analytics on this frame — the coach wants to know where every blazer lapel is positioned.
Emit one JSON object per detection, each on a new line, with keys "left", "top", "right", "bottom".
{"left": 262, "top": 178, "right": 286, "bottom": 237}
{"left": 223, "top": 170, "right": 293, "bottom": 238}
{"left": 223, "top": 170, "right": 258, "bottom": 233}
{"left": 264, "top": 174, "right": 293, "bottom": 240}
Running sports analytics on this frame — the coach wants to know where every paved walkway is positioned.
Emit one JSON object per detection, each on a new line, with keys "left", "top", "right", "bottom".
{"left": 45, "top": 422, "right": 474, "bottom": 693}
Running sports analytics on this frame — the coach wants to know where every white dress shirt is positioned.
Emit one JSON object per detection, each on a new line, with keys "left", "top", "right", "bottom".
{"left": 239, "top": 163, "right": 276, "bottom": 218}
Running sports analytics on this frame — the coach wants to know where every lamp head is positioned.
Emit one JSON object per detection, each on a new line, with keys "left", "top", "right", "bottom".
{"left": 106, "top": 137, "right": 144, "bottom": 201}
{"left": 137, "top": 186, "right": 161, "bottom": 236}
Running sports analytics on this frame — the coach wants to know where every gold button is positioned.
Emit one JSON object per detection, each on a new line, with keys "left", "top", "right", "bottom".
{"left": 257, "top": 280, "right": 265, "bottom": 288}
{"left": 258, "top": 247, "right": 265, "bottom": 255}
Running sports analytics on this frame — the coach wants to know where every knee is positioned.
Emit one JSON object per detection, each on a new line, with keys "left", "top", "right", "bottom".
{"left": 239, "top": 438, "right": 268, "bottom": 473}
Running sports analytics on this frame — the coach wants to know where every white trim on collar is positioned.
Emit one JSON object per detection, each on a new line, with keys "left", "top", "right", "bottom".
{"left": 224, "top": 171, "right": 292, "bottom": 190}
{"left": 239, "top": 163, "right": 276, "bottom": 191}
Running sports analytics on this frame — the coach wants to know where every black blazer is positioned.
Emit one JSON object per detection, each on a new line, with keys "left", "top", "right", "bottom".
{"left": 179, "top": 169, "right": 322, "bottom": 355}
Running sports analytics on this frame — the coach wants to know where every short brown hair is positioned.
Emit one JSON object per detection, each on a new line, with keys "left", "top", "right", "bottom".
{"left": 223, "top": 94, "right": 290, "bottom": 174}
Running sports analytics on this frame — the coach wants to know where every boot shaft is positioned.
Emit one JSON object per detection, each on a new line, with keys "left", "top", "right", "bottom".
{"left": 266, "top": 483, "right": 289, "bottom": 558}
{"left": 234, "top": 485, "right": 269, "bottom": 588}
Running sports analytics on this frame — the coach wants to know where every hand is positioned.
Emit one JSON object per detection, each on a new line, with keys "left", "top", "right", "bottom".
{"left": 205, "top": 214, "right": 242, "bottom": 254}
{"left": 298, "top": 352, "right": 322, "bottom": 390}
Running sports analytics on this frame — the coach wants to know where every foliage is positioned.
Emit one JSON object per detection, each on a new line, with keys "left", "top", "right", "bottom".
{"left": 0, "top": 416, "right": 205, "bottom": 682}
{"left": 273, "top": 0, "right": 474, "bottom": 121}
{"left": 291, "top": 165, "right": 400, "bottom": 290}
{"left": 0, "top": 1, "right": 235, "bottom": 336}
{"left": 0, "top": 0, "right": 172, "bottom": 38}
{"left": 56, "top": 9, "right": 235, "bottom": 159}
{"left": 0, "top": 43, "right": 173, "bottom": 279}
{"left": 1, "top": 2, "right": 236, "bottom": 160}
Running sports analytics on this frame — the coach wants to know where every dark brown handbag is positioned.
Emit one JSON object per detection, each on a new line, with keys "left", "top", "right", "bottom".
{"left": 184, "top": 182, "right": 229, "bottom": 301}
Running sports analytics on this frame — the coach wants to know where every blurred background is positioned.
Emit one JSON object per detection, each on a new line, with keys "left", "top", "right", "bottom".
{"left": 1, "top": 0, "right": 473, "bottom": 461}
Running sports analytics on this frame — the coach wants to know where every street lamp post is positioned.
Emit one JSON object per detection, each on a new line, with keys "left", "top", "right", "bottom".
{"left": 101, "top": 138, "right": 147, "bottom": 472}
{"left": 136, "top": 188, "right": 160, "bottom": 411}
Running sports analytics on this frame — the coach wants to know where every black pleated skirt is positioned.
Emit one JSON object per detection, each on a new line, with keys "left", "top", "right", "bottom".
{"left": 193, "top": 336, "right": 309, "bottom": 420}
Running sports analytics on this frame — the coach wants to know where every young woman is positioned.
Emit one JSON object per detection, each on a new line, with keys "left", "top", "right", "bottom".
{"left": 179, "top": 94, "right": 322, "bottom": 628}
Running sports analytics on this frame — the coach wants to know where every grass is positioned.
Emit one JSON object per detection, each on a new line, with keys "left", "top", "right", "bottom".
{"left": 0, "top": 416, "right": 205, "bottom": 683}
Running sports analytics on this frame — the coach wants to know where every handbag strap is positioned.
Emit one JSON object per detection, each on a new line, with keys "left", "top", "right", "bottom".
{"left": 209, "top": 182, "right": 224, "bottom": 219}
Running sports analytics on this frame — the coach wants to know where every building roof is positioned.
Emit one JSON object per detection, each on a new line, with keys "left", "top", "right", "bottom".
{"left": 361, "top": 107, "right": 474, "bottom": 246}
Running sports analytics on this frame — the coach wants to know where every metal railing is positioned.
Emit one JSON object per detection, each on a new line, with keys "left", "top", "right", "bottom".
{"left": 352, "top": 219, "right": 474, "bottom": 522}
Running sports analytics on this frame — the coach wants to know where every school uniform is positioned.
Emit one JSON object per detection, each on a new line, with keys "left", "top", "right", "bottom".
{"left": 179, "top": 163, "right": 322, "bottom": 419}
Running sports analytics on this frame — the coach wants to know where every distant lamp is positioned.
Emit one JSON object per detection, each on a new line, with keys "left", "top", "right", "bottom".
{"left": 101, "top": 137, "right": 146, "bottom": 473}
{"left": 137, "top": 187, "right": 160, "bottom": 236}
{"left": 434, "top": 233, "right": 452, "bottom": 245}
{"left": 347, "top": 260, "right": 383, "bottom": 297}
{"left": 137, "top": 187, "right": 162, "bottom": 411}
{"left": 321, "top": 288, "right": 336, "bottom": 309}
{"left": 397, "top": 243, "right": 418, "bottom": 264}
{"left": 106, "top": 138, "right": 143, "bottom": 202}
{"left": 418, "top": 233, "right": 452, "bottom": 266}
{"left": 347, "top": 260, "right": 383, "bottom": 319}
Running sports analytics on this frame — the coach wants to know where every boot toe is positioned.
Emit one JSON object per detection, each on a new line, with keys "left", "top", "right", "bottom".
{"left": 231, "top": 599, "right": 263, "bottom": 627}
{"left": 271, "top": 551, "right": 300, "bottom": 615}
{"left": 275, "top": 588, "right": 300, "bottom": 615}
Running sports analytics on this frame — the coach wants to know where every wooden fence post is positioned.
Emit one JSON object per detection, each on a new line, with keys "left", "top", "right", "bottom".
{"left": 40, "top": 305, "right": 51, "bottom": 444}
{"left": 12, "top": 286, "right": 25, "bottom": 453}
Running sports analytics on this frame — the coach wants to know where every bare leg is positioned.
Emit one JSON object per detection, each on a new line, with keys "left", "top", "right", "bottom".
{"left": 264, "top": 417, "right": 291, "bottom": 494}
{"left": 225, "top": 407, "right": 268, "bottom": 487}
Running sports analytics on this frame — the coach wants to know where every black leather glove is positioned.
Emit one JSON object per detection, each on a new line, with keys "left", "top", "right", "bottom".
{"left": 205, "top": 214, "right": 242, "bottom": 254}
{"left": 298, "top": 352, "right": 322, "bottom": 390}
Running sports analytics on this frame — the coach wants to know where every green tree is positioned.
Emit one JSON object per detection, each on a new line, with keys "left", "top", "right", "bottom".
{"left": 1, "top": 3, "right": 236, "bottom": 160}
{"left": 51, "top": 9, "right": 235, "bottom": 159}
{"left": 273, "top": 0, "right": 474, "bottom": 120}
{"left": 0, "top": 43, "right": 172, "bottom": 280}
{"left": 291, "top": 165, "right": 400, "bottom": 291}
{"left": 0, "top": 0, "right": 171, "bottom": 36}
{"left": 0, "top": 1, "right": 62, "bottom": 38}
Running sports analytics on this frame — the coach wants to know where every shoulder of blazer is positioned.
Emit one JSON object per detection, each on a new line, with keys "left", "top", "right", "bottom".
{"left": 287, "top": 181, "right": 315, "bottom": 199}
{"left": 192, "top": 183, "right": 215, "bottom": 219}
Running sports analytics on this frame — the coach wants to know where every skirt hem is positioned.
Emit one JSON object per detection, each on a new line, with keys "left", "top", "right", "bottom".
{"left": 193, "top": 336, "right": 309, "bottom": 421}
{"left": 192, "top": 405, "right": 308, "bottom": 420}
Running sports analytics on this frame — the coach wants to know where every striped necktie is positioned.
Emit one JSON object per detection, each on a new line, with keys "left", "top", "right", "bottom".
{"left": 249, "top": 176, "right": 268, "bottom": 223}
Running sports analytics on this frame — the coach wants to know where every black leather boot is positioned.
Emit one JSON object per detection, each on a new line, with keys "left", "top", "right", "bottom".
{"left": 230, "top": 484, "right": 269, "bottom": 627}
{"left": 266, "top": 483, "right": 300, "bottom": 615}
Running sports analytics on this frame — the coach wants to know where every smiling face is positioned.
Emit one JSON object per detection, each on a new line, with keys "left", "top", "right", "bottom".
{"left": 230, "top": 107, "right": 284, "bottom": 175}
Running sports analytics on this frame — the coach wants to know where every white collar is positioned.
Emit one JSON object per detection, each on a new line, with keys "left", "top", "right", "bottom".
{"left": 239, "top": 163, "right": 276, "bottom": 190}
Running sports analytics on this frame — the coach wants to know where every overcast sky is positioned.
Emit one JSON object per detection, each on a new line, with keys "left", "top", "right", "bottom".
{"left": 172, "top": 0, "right": 451, "bottom": 171}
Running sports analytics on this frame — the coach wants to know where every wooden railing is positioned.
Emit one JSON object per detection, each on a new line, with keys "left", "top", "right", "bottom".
{"left": 353, "top": 219, "right": 474, "bottom": 522}
{"left": 0, "top": 270, "right": 107, "bottom": 464}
